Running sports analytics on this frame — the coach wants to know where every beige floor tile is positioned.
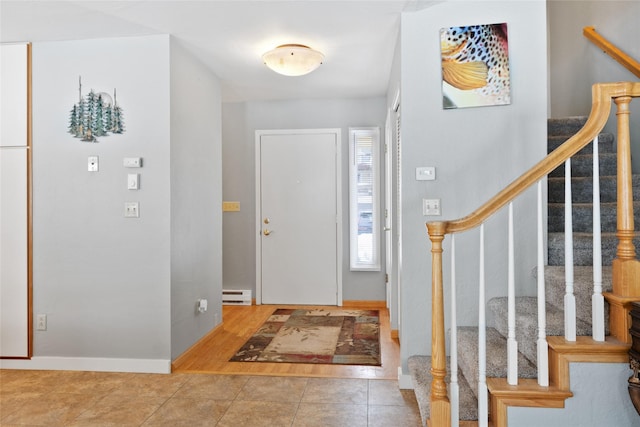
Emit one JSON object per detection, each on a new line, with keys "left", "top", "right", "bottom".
{"left": 301, "top": 377, "right": 368, "bottom": 404}
{"left": 48, "top": 371, "right": 134, "bottom": 395}
{"left": 142, "top": 397, "right": 231, "bottom": 426}
{"left": 292, "top": 402, "right": 368, "bottom": 427}
{"left": 172, "top": 374, "right": 249, "bottom": 400}
{"left": 67, "top": 393, "right": 166, "bottom": 426}
{"left": 368, "top": 379, "right": 418, "bottom": 406}
{"left": 1, "top": 392, "right": 103, "bottom": 426}
{"left": 216, "top": 400, "right": 298, "bottom": 427}
{"left": 368, "top": 403, "right": 423, "bottom": 427}
{"left": 235, "top": 375, "right": 308, "bottom": 402}
{"left": 107, "top": 372, "right": 191, "bottom": 398}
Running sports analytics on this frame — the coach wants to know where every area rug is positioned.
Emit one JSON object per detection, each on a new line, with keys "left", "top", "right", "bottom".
{"left": 230, "top": 308, "right": 381, "bottom": 366}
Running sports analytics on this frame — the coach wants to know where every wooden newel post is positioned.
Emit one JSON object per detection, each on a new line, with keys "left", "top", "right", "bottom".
{"left": 427, "top": 221, "right": 451, "bottom": 427}
{"left": 614, "top": 96, "right": 636, "bottom": 265}
{"left": 606, "top": 93, "right": 640, "bottom": 343}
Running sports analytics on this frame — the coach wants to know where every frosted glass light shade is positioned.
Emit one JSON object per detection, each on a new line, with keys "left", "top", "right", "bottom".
{"left": 262, "top": 44, "right": 324, "bottom": 76}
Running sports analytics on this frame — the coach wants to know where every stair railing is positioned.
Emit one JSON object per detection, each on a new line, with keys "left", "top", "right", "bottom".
{"left": 583, "top": 27, "right": 640, "bottom": 79}
{"left": 427, "top": 82, "right": 640, "bottom": 427}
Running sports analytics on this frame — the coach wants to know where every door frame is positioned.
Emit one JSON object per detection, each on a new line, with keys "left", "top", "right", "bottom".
{"left": 254, "top": 128, "right": 343, "bottom": 305}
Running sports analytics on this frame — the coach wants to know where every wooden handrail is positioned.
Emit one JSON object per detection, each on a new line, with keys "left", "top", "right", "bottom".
{"left": 431, "top": 82, "right": 640, "bottom": 236}
{"left": 583, "top": 26, "right": 640, "bottom": 79}
{"left": 427, "top": 81, "right": 640, "bottom": 427}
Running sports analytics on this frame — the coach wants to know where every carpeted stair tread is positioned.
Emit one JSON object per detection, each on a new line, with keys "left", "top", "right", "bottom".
{"left": 457, "top": 326, "right": 537, "bottom": 399}
{"left": 546, "top": 132, "right": 614, "bottom": 154}
{"left": 542, "top": 265, "right": 612, "bottom": 331}
{"left": 547, "top": 201, "right": 640, "bottom": 233}
{"left": 547, "top": 116, "right": 588, "bottom": 136}
{"left": 548, "top": 152, "right": 617, "bottom": 178}
{"left": 408, "top": 355, "right": 478, "bottom": 423}
{"left": 547, "top": 231, "right": 640, "bottom": 266}
{"left": 548, "top": 175, "right": 640, "bottom": 204}
{"left": 488, "top": 296, "right": 593, "bottom": 363}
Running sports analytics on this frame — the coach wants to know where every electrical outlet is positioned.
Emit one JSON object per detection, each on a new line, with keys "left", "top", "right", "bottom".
{"left": 88, "top": 156, "right": 99, "bottom": 172}
{"left": 36, "top": 314, "right": 47, "bottom": 331}
{"left": 124, "top": 202, "right": 140, "bottom": 218}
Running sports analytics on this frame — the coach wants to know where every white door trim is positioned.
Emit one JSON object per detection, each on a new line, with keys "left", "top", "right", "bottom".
{"left": 255, "top": 128, "right": 343, "bottom": 306}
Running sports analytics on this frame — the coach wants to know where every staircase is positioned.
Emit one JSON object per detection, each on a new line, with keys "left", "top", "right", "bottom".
{"left": 408, "top": 116, "right": 635, "bottom": 426}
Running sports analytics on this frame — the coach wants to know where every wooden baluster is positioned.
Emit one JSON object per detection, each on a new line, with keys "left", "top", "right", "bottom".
{"left": 592, "top": 136, "right": 605, "bottom": 342}
{"left": 450, "top": 235, "right": 459, "bottom": 427}
{"left": 427, "top": 222, "right": 451, "bottom": 427}
{"left": 564, "top": 158, "right": 576, "bottom": 341}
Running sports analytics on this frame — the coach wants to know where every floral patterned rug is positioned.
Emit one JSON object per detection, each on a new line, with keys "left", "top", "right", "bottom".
{"left": 229, "top": 308, "right": 381, "bottom": 365}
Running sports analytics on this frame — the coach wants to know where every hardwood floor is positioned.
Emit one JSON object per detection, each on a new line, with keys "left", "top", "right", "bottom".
{"left": 172, "top": 304, "right": 400, "bottom": 380}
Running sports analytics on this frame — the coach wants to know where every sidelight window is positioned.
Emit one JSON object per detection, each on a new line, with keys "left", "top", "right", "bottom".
{"left": 349, "top": 127, "right": 380, "bottom": 271}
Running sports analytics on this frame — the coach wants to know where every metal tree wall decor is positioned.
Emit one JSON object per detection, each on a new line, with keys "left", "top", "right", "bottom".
{"left": 68, "top": 76, "right": 125, "bottom": 142}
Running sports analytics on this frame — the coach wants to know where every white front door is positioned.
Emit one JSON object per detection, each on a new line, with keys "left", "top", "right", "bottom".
{"left": 256, "top": 130, "right": 341, "bottom": 305}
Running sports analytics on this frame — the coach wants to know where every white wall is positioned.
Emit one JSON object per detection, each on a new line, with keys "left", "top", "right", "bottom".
{"left": 30, "top": 35, "right": 172, "bottom": 368}
{"left": 169, "top": 38, "right": 223, "bottom": 360}
{"left": 548, "top": 0, "right": 640, "bottom": 170}
{"left": 398, "top": 1, "right": 548, "bottom": 372}
{"left": 221, "top": 97, "right": 388, "bottom": 302}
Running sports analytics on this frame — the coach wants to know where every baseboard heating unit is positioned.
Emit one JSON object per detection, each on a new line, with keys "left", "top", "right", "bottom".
{"left": 222, "top": 289, "right": 252, "bottom": 305}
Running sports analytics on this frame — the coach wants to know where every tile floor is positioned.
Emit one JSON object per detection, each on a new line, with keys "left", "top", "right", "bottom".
{"left": 0, "top": 369, "right": 422, "bottom": 426}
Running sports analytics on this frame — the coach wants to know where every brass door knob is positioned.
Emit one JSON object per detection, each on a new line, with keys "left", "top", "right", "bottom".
{"left": 263, "top": 229, "right": 271, "bottom": 236}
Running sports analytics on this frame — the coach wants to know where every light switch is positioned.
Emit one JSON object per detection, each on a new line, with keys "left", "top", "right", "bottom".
{"left": 416, "top": 166, "right": 436, "bottom": 181}
{"left": 88, "top": 156, "right": 99, "bottom": 172}
{"left": 127, "top": 173, "right": 139, "bottom": 190}
{"left": 123, "top": 157, "right": 142, "bottom": 168}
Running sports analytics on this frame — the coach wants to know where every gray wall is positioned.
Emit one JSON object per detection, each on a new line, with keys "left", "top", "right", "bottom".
{"left": 26, "top": 34, "right": 223, "bottom": 370}
{"left": 398, "top": 1, "right": 548, "bottom": 372}
{"left": 170, "top": 38, "right": 223, "bottom": 360}
{"left": 221, "top": 98, "right": 388, "bottom": 302}
{"left": 548, "top": 0, "right": 640, "bottom": 169}
{"left": 510, "top": 362, "right": 637, "bottom": 426}
{"left": 32, "top": 35, "right": 172, "bottom": 362}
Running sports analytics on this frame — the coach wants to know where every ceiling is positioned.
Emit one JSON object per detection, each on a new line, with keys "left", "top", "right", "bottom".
{"left": 1, "top": 1, "right": 437, "bottom": 102}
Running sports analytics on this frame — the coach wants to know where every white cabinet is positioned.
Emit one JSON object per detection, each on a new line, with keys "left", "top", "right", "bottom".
{"left": 0, "top": 43, "right": 31, "bottom": 358}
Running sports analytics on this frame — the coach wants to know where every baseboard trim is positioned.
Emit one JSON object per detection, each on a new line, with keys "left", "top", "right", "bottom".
{"left": 342, "top": 300, "right": 386, "bottom": 308}
{"left": 398, "top": 366, "right": 414, "bottom": 389}
{"left": 0, "top": 356, "right": 171, "bottom": 374}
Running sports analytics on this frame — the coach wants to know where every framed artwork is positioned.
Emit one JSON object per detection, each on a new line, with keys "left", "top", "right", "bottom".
{"left": 440, "top": 23, "right": 511, "bottom": 109}
{"left": 68, "top": 76, "right": 125, "bottom": 142}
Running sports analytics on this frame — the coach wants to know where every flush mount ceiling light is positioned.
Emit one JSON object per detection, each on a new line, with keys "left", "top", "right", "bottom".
{"left": 262, "top": 44, "right": 324, "bottom": 76}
